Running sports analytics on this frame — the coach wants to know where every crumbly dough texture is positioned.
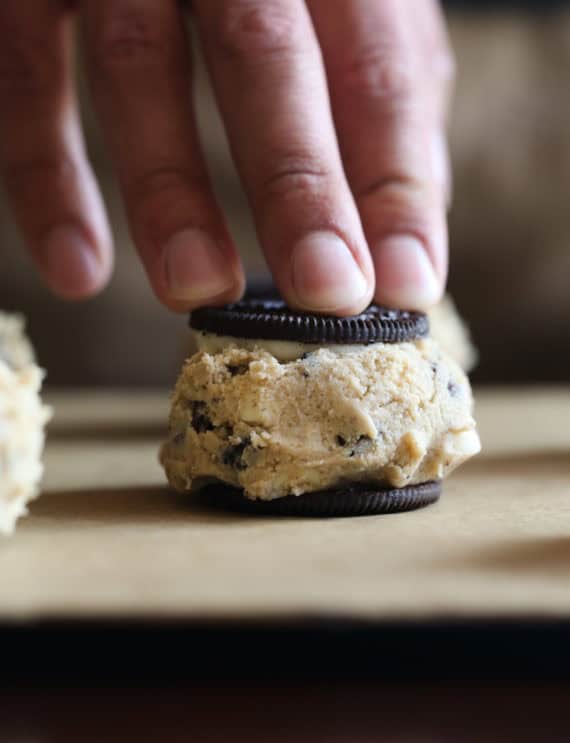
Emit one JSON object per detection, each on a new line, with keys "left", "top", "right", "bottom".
{"left": 0, "top": 313, "right": 51, "bottom": 534}
{"left": 161, "top": 338, "right": 480, "bottom": 501}
{"left": 0, "top": 313, "right": 35, "bottom": 370}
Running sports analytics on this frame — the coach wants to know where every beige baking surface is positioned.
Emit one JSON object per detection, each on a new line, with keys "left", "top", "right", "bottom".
{"left": 1, "top": 388, "right": 569, "bottom": 621}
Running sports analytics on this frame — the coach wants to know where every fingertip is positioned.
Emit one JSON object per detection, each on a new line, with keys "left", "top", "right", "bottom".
{"left": 159, "top": 228, "right": 245, "bottom": 311}
{"left": 372, "top": 235, "right": 444, "bottom": 311}
{"left": 156, "top": 279, "right": 245, "bottom": 314}
{"left": 39, "top": 224, "right": 112, "bottom": 300}
{"left": 288, "top": 230, "right": 373, "bottom": 316}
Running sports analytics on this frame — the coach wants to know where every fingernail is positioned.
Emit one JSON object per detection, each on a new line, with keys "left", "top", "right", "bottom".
{"left": 42, "top": 225, "right": 101, "bottom": 296}
{"left": 164, "top": 229, "right": 234, "bottom": 302}
{"left": 373, "top": 235, "right": 441, "bottom": 310}
{"left": 291, "top": 231, "right": 368, "bottom": 312}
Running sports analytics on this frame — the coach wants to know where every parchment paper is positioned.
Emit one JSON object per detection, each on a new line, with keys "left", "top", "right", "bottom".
{"left": 1, "top": 388, "right": 569, "bottom": 621}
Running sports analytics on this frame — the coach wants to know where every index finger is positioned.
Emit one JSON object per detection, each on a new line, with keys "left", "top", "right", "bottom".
{"left": 0, "top": 0, "right": 112, "bottom": 299}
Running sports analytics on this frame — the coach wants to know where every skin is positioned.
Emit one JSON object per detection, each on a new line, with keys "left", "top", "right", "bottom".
{"left": 0, "top": 0, "right": 454, "bottom": 316}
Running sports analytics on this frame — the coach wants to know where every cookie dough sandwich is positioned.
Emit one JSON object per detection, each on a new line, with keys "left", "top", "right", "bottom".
{"left": 0, "top": 313, "right": 51, "bottom": 534}
{"left": 160, "top": 298, "right": 480, "bottom": 516}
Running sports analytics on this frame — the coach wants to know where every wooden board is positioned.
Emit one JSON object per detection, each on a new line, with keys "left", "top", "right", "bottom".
{"left": 1, "top": 388, "right": 569, "bottom": 621}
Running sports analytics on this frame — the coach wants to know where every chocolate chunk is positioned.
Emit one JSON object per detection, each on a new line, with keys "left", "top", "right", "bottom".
{"left": 190, "top": 298, "right": 428, "bottom": 345}
{"left": 221, "top": 437, "right": 251, "bottom": 471}
{"left": 336, "top": 433, "right": 373, "bottom": 456}
{"left": 189, "top": 400, "right": 214, "bottom": 433}
{"left": 204, "top": 481, "right": 442, "bottom": 518}
{"left": 227, "top": 363, "right": 249, "bottom": 377}
{"left": 447, "top": 380, "right": 461, "bottom": 396}
{"left": 218, "top": 424, "right": 234, "bottom": 439}
{"left": 349, "top": 435, "right": 374, "bottom": 458}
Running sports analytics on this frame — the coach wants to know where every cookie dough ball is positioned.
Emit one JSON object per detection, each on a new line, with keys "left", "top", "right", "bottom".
{"left": 161, "top": 338, "right": 480, "bottom": 501}
{"left": 0, "top": 313, "right": 35, "bottom": 370}
{"left": 429, "top": 296, "right": 478, "bottom": 373}
{"left": 0, "top": 313, "right": 51, "bottom": 534}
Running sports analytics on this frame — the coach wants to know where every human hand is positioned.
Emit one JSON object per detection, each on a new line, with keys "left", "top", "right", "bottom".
{"left": 0, "top": 1, "right": 453, "bottom": 315}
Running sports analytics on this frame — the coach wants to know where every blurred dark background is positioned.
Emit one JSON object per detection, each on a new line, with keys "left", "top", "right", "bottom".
{"left": 1, "top": 0, "right": 569, "bottom": 386}
{"left": 446, "top": 0, "right": 567, "bottom": 7}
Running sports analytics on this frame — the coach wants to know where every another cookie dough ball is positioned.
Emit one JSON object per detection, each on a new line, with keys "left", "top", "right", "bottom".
{"left": 429, "top": 296, "right": 478, "bottom": 373}
{"left": 0, "top": 313, "right": 35, "bottom": 370}
{"left": 0, "top": 313, "right": 51, "bottom": 534}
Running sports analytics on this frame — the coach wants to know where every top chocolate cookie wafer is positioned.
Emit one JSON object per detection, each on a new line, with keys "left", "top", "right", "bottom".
{"left": 190, "top": 297, "right": 429, "bottom": 345}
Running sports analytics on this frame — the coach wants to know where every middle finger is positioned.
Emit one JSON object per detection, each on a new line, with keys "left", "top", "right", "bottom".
{"left": 193, "top": 0, "right": 375, "bottom": 315}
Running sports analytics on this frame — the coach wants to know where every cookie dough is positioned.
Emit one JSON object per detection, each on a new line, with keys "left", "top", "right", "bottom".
{"left": 0, "top": 313, "right": 51, "bottom": 534}
{"left": 429, "top": 296, "right": 478, "bottom": 373}
{"left": 161, "top": 335, "right": 480, "bottom": 501}
{"left": 0, "top": 313, "right": 35, "bottom": 370}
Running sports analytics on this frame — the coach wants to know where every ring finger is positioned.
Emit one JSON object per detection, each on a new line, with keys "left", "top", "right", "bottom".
{"left": 308, "top": 0, "right": 452, "bottom": 310}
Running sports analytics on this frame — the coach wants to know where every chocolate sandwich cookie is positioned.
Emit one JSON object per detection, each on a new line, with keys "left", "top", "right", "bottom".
{"left": 161, "top": 292, "right": 480, "bottom": 518}
{"left": 190, "top": 298, "right": 429, "bottom": 345}
{"left": 204, "top": 480, "right": 442, "bottom": 518}
{"left": 187, "top": 298, "right": 440, "bottom": 517}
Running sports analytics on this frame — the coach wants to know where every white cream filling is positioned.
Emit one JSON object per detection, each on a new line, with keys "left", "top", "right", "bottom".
{"left": 193, "top": 331, "right": 383, "bottom": 362}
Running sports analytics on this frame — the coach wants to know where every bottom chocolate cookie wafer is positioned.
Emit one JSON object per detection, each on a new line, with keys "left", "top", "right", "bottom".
{"left": 199, "top": 481, "right": 442, "bottom": 518}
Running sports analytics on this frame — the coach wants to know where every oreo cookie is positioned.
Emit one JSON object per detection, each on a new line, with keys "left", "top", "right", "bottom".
{"left": 190, "top": 298, "right": 428, "bottom": 345}
{"left": 202, "top": 481, "right": 441, "bottom": 518}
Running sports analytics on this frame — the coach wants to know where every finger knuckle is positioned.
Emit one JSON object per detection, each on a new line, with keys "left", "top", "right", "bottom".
{"left": 132, "top": 165, "right": 197, "bottom": 207}
{"left": 207, "top": 2, "right": 301, "bottom": 64}
{"left": 93, "top": 11, "right": 174, "bottom": 73}
{"left": 336, "top": 43, "right": 417, "bottom": 109}
{"left": 356, "top": 172, "right": 426, "bottom": 202}
{"left": 130, "top": 166, "right": 209, "bottom": 240}
{"left": 357, "top": 176, "right": 436, "bottom": 239}
{"left": 259, "top": 154, "right": 330, "bottom": 206}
